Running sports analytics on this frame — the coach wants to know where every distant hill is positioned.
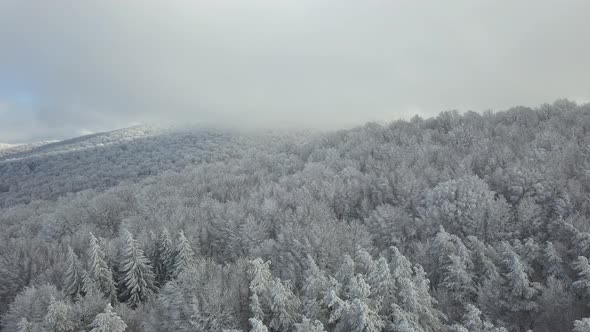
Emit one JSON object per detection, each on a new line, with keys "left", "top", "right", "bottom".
{"left": 0, "top": 125, "right": 308, "bottom": 207}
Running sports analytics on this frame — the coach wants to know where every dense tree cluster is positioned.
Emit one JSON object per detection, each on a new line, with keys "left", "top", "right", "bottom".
{"left": 1, "top": 99, "right": 590, "bottom": 331}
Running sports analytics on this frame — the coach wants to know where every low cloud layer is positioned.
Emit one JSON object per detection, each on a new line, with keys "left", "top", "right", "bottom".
{"left": 1, "top": 0, "right": 589, "bottom": 143}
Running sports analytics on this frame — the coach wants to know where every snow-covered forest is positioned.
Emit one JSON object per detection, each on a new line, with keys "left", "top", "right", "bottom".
{"left": 2, "top": 100, "right": 590, "bottom": 331}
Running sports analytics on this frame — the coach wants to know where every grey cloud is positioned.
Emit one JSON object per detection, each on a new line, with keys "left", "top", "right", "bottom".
{"left": 1, "top": 0, "right": 589, "bottom": 143}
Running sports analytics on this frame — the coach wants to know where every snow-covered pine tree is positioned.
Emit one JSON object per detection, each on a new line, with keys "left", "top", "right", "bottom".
{"left": 156, "top": 228, "right": 175, "bottom": 285}
{"left": 460, "top": 304, "right": 484, "bottom": 331}
{"left": 171, "top": 230, "right": 195, "bottom": 278}
{"left": 345, "top": 298, "right": 384, "bottom": 332}
{"left": 353, "top": 247, "right": 377, "bottom": 277}
{"left": 86, "top": 233, "right": 116, "bottom": 301}
{"left": 16, "top": 318, "right": 34, "bottom": 332}
{"left": 293, "top": 318, "right": 326, "bottom": 332}
{"left": 267, "top": 279, "right": 300, "bottom": 331}
{"left": 146, "top": 230, "right": 159, "bottom": 280}
{"left": 574, "top": 318, "right": 590, "bottom": 332}
{"left": 388, "top": 246, "right": 444, "bottom": 331}
{"left": 63, "top": 246, "right": 85, "bottom": 299}
{"left": 498, "top": 243, "right": 539, "bottom": 330}
{"left": 450, "top": 304, "right": 508, "bottom": 332}
{"left": 439, "top": 254, "right": 477, "bottom": 320}
{"left": 574, "top": 256, "right": 590, "bottom": 299}
{"left": 367, "top": 256, "right": 393, "bottom": 301}
{"left": 249, "top": 317, "right": 269, "bottom": 332}
{"left": 427, "top": 226, "right": 472, "bottom": 289}
{"left": 89, "top": 303, "right": 127, "bottom": 332}
{"left": 301, "top": 255, "right": 335, "bottom": 323}
{"left": 248, "top": 258, "right": 272, "bottom": 321}
{"left": 441, "top": 254, "right": 476, "bottom": 296}
{"left": 543, "top": 241, "right": 566, "bottom": 280}
{"left": 118, "top": 229, "right": 156, "bottom": 307}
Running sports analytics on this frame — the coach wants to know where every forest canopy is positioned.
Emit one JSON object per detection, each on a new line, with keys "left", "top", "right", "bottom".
{"left": 1, "top": 100, "right": 590, "bottom": 331}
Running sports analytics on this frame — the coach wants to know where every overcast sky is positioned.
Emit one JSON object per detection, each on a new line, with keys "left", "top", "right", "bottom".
{"left": 1, "top": 0, "right": 589, "bottom": 143}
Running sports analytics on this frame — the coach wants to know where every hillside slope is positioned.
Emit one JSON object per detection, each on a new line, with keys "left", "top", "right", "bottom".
{"left": 0, "top": 126, "right": 308, "bottom": 207}
{"left": 1, "top": 100, "right": 590, "bottom": 331}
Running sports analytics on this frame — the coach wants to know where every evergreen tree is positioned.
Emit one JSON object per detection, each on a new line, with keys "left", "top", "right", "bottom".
{"left": 574, "top": 318, "right": 590, "bottom": 332}
{"left": 441, "top": 254, "right": 476, "bottom": 298}
{"left": 293, "top": 318, "right": 326, "bottom": 332}
{"left": 543, "top": 241, "right": 566, "bottom": 280}
{"left": 498, "top": 243, "right": 539, "bottom": 330}
{"left": 155, "top": 228, "right": 175, "bottom": 285}
{"left": 574, "top": 256, "right": 590, "bottom": 300}
{"left": 89, "top": 303, "right": 127, "bottom": 332}
{"left": 248, "top": 258, "right": 272, "bottom": 321}
{"left": 354, "top": 247, "right": 377, "bottom": 277}
{"left": 536, "top": 276, "right": 576, "bottom": 332}
{"left": 118, "top": 229, "right": 156, "bottom": 307}
{"left": 388, "top": 246, "right": 444, "bottom": 331}
{"left": 86, "top": 233, "right": 116, "bottom": 301}
{"left": 367, "top": 257, "right": 393, "bottom": 301}
{"left": 301, "top": 256, "right": 335, "bottom": 323}
{"left": 451, "top": 304, "right": 508, "bottom": 332}
{"left": 466, "top": 236, "right": 499, "bottom": 286}
{"left": 16, "top": 318, "right": 34, "bottom": 332}
{"left": 268, "top": 279, "right": 300, "bottom": 331}
{"left": 346, "top": 274, "right": 371, "bottom": 301}
{"left": 345, "top": 298, "right": 383, "bottom": 332}
{"left": 249, "top": 317, "right": 269, "bottom": 332}
{"left": 439, "top": 254, "right": 476, "bottom": 320}
{"left": 428, "top": 226, "right": 472, "bottom": 288}
{"left": 74, "top": 286, "right": 111, "bottom": 329}
{"left": 171, "top": 230, "right": 195, "bottom": 278}
{"left": 335, "top": 254, "right": 355, "bottom": 288}
{"left": 461, "top": 304, "right": 484, "bottom": 331}
{"left": 63, "top": 246, "right": 85, "bottom": 299}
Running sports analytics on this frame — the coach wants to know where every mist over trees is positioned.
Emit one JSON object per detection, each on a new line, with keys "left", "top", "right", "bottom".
{"left": 1, "top": 100, "right": 590, "bottom": 331}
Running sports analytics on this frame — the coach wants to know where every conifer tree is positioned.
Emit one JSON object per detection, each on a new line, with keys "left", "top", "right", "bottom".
{"left": 543, "top": 241, "right": 566, "bottom": 280}
{"left": 248, "top": 258, "right": 272, "bottom": 321}
{"left": 574, "top": 318, "right": 590, "bottom": 332}
{"left": 428, "top": 226, "right": 472, "bottom": 288}
{"left": 86, "top": 233, "right": 116, "bottom": 301}
{"left": 388, "top": 246, "right": 444, "bottom": 331}
{"left": 439, "top": 254, "right": 477, "bottom": 320}
{"left": 156, "top": 228, "right": 175, "bottom": 285}
{"left": 441, "top": 254, "right": 476, "bottom": 298}
{"left": 367, "top": 257, "right": 393, "bottom": 300}
{"left": 89, "top": 303, "right": 127, "bottom": 332}
{"left": 249, "top": 317, "right": 269, "bottom": 332}
{"left": 301, "top": 256, "right": 335, "bottom": 323}
{"left": 354, "top": 247, "right": 376, "bottom": 277}
{"left": 573, "top": 256, "right": 590, "bottom": 299}
{"left": 346, "top": 298, "right": 384, "bottom": 332}
{"left": 451, "top": 304, "right": 508, "bottom": 332}
{"left": 16, "top": 318, "right": 34, "bottom": 332}
{"left": 118, "top": 229, "right": 156, "bottom": 307}
{"left": 461, "top": 304, "right": 484, "bottom": 331}
{"left": 293, "top": 318, "right": 326, "bottom": 332}
{"left": 497, "top": 243, "right": 539, "bottom": 330}
{"left": 171, "top": 230, "right": 195, "bottom": 278}
{"left": 63, "top": 246, "right": 85, "bottom": 299}
{"left": 268, "top": 279, "right": 300, "bottom": 331}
